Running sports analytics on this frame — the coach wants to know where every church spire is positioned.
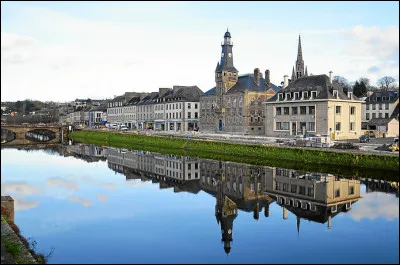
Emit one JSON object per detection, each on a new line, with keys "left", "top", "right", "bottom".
{"left": 297, "top": 35, "right": 303, "bottom": 61}
{"left": 297, "top": 216, "right": 301, "bottom": 234}
{"left": 305, "top": 66, "right": 308, "bottom": 77}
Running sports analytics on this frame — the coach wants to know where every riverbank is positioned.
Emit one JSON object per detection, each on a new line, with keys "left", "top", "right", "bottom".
{"left": 68, "top": 131, "right": 399, "bottom": 178}
{"left": 1, "top": 196, "right": 48, "bottom": 264}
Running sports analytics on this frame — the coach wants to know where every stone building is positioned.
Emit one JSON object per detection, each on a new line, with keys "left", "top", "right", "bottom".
{"left": 200, "top": 30, "right": 279, "bottom": 135}
{"left": 265, "top": 72, "right": 363, "bottom": 140}
{"left": 362, "top": 90, "right": 399, "bottom": 121}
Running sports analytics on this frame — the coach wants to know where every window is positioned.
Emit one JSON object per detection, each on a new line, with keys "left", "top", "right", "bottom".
{"left": 294, "top": 92, "right": 299, "bottom": 100}
{"left": 333, "top": 90, "right": 338, "bottom": 98}
{"left": 291, "top": 184, "right": 297, "bottom": 193}
{"left": 276, "top": 107, "right": 282, "bottom": 115}
{"left": 366, "top": 104, "right": 370, "bottom": 110}
{"left": 195, "top": 112, "right": 198, "bottom": 118}
{"left": 278, "top": 93, "right": 283, "bottom": 101}
{"left": 385, "top": 103, "right": 389, "bottom": 110}
{"left": 188, "top": 112, "right": 191, "bottom": 118}
{"left": 276, "top": 182, "right": 281, "bottom": 190}
{"left": 335, "top": 122, "right": 341, "bottom": 131}
{"left": 372, "top": 104, "right": 376, "bottom": 110}
{"left": 372, "top": 113, "right": 376, "bottom": 119}
{"left": 300, "top": 106, "right": 307, "bottom": 114}
{"left": 379, "top": 103, "right": 382, "bottom": 110}
{"left": 336, "top": 106, "right": 341, "bottom": 114}
{"left": 283, "top": 183, "right": 289, "bottom": 192}
{"left": 378, "top": 113, "right": 382, "bottom": 118}
{"left": 292, "top": 107, "right": 298, "bottom": 115}
{"left": 283, "top": 122, "right": 290, "bottom": 130}
{"left": 311, "top": 91, "right": 317, "bottom": 98}
{"left": 285, "top": 93, "right": 291, "bottom": 100}
{"left": 366, "top": 113, "right": 370, "bottom": 120}
{"left": 195, "top": 103, "right": 198, "bottom": 109}
{"left": 309, "top": 122, "right": 315, "bottom": 131}
{"left": 303, "top": 91, "right": 308, "bottom": 99}
{"left": 188, "top": 103, "right": 191, "bottom": 109}
{"left": 350, "top": 106, "right": 355, "bottom": 115}
{"left": 195, "top": 163, "right": 198, "bottom": 169}
{"left": 307, "top": 187, "right": 314, "bottom": 197}
{"left": 309, "top": 106, "right": 315, "bottom": 115}
{"left": 284, "top": 107, "right": 289, "bottom": 115}
{"left": 276, "top": 122, "right": 282, "bottom": 130}
{"left": 350, "top": 122, "right": 355, "bottom": 131}
{"left": 188, "top": 164, "right": 191, "bottom": 170}
{"left": 385, "top": 113, "right": 389, "bottom": 118}
{"left": 299, "top": 186, "right": 306, "bottom": 195}
{"left": 348, "top": 186, "right": 354, "bottom": 195}
{"left": 335, "top": 189, "right": 340, "bottom": 197}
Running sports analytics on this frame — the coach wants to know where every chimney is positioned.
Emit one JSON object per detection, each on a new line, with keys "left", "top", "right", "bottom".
{"left": 254, "top": 68, "right": 260, "bottom": 85}
{"left": 283, "top": 75, "right": 289, "bottom": 88}
{"left": 265, "top": 69, "right": 270, "bottom": 87}
{"left": 329, "top": 71, "right": 333, "bottom": 84}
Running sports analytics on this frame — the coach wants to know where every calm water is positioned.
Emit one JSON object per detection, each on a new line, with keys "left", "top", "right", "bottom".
{"left": 1, "top": 144, "right": 399, "bottom": 264}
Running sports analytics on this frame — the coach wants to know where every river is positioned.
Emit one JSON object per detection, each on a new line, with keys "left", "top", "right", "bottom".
{"left": 1, "top": 143, "right": 399, "bottom": 264}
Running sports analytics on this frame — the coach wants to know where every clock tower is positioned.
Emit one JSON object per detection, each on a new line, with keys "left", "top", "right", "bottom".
{"left": 214, "top": 29, "right": 239, "bottom": 131}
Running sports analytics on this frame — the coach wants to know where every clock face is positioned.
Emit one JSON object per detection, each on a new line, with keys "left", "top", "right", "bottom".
{"left": 228, "top": 53, "right": 232, "bottom": 58}
{"left": 221, "top": 53, "right": 224, "bottom": 58}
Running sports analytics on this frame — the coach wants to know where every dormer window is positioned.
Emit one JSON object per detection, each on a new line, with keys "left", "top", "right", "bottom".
{"left": 311, "top": 91, "right": 317, "bottom": 99}
{"left": 278, "top": 93, "right": 283, "bottom": 101}
{"left": 302, "top": 91, "right": 308, "bottom": 99}
{"left": 294, "top": 92, "right": 299, "bottom": 100}
{"left": 285, "top": 93, "right": 291, "bottom": 101}
{"left": 333, "top": 90, "right": 338, "bottom": 98}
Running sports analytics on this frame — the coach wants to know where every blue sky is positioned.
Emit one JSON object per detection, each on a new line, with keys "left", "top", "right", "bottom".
{"left": 1, "top": 1, "right": 399, "bottom": 101}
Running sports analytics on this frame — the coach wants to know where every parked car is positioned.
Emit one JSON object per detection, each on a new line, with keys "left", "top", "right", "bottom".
{"left": 359, "top": 134, "right": 370, "bottom": 143}
{"left": 119, "top": 125, "right": 129, "bottom": 131}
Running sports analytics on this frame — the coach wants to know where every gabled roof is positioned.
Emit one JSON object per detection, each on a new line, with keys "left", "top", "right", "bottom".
{"left": 368, "top": 118, "right": 397, "bottom": 126}
{"left": 267, "top": 74, "right": 359, "bottom": 102}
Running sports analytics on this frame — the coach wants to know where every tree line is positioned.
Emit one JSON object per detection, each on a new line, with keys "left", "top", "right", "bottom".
{"left": 333, "top": 76, "right": 398, "bottom": 98}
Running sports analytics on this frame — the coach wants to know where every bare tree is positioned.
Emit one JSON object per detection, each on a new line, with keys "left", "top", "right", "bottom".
{"left": 377, "top": 76, "right": 397, "bottom": 91}
{"left": 333, "top": 76, "right": 351, "bottom": 93}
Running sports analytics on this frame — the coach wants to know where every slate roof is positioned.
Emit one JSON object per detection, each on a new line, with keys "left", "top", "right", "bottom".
{"left": 161, "top": 86, "right": 204, "bottom": 102}
{"left": 203, "top": 74, "right": 280, "bottom": 96}
{"left": 367, "top": 118, "right": 397, "bottom": 126}
{"left": 366, "top": 91, "right": 399, "bottom": 103}
{"left": 267, "top": 74, "right": 358, "bottom": 102}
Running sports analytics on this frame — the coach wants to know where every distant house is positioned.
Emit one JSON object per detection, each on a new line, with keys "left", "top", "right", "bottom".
{"left": 362, "top": 91, "right": 399, "bottom": 122}
{"left": 367, "top": 118, "right": 399, "bottom": 137}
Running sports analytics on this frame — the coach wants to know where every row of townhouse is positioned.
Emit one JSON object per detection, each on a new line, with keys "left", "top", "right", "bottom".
{"left": 106, "top": 86, "right": 204, "bottom": 131}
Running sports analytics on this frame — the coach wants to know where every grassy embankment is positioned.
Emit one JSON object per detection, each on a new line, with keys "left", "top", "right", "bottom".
{"left": 68, "top": 131, "right": 399, "bottom": 180}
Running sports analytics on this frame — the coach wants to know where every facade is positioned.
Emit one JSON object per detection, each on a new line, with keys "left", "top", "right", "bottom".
{"left": 89, "top": 106, "right": 107, "bottom": 127}
{"left": 200, "top": 30, "right": 279, "bottom": 135}
{"left": 265, "top": 73, "right": 363, "bottom": 140}
{"left": 362, "top": 91, "right": 399, "bottom": 121}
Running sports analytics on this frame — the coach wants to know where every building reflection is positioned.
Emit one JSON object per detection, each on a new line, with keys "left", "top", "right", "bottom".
{"left": 63, "top": 144, "right": 370, "bottom": 254}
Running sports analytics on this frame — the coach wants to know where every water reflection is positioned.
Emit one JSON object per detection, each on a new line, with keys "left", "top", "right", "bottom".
{"left": 61, "top": 144, "right": 398, "bottom": 254}
{"left": 1, "top": 128, "right": 16, "bottom": 143}
{"left": 25, "top": 129, "right": 56, "bottom": 142}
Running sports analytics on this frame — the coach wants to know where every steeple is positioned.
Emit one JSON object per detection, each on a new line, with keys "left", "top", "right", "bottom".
{"left": 291, "top": 34, "right": 306, "bottom": 81}
{"left": 297, "top": 35, "right": 303, "bottom": 62}
{"left": 297, "top": 216, "right": 300, "bottom": 234}
{"left": 305, "top": 66, "right": 308, "bottom": 77}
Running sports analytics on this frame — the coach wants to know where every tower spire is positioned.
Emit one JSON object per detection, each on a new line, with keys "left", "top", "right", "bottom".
{"left": 297, "top": 35, "right": 303, "bottom": 61}
{"left": 291, "top": 66, "right": 296, "bottom": 82}
{"left": 305, "top": 66, "right": 308, "bottom": 77}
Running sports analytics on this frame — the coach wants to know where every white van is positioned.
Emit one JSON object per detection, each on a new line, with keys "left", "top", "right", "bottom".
{"left": 119, "top": 125, "right": 129, "bottom": 131}
{"left": 106, "top": 123, "right": 118, "bottom": 129}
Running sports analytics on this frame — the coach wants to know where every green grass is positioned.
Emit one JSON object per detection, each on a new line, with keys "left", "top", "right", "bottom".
{"left": 68, "top": 131, "right": 399, "bottom": 180}
{"left": 2, "top": 235, "right": 22, "bottom": 260}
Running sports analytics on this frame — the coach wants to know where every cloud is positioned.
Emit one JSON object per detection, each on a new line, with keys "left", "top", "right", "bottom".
{"left": 67, "top": 196, "right": 92, "bottom": 207}
{"left": 349, "top": 192, "right": 399, "bottom": 221}
{"left": 97, "top": 194, "right": 108, "bottom": 202}
{"left": 81, "top": 176, "right": 117, "bottom": 190}
{"left": 1, "top": 182, "right": 41, "bottom": 195}
{"left": 13, "top": 196, "right": 39, "bottom": 211}
{"left": 46, "top": 177, "right": 79, "bottom": 191}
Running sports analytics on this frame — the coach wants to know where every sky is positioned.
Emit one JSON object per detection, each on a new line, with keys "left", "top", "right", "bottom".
{"left": 1, "top": 1, "right": 399, "bottom": 102}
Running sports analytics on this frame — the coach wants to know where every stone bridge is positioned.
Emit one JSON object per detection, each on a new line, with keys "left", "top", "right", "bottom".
{"left": 1, "top": 125, "right": 68, "bottom": 146}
